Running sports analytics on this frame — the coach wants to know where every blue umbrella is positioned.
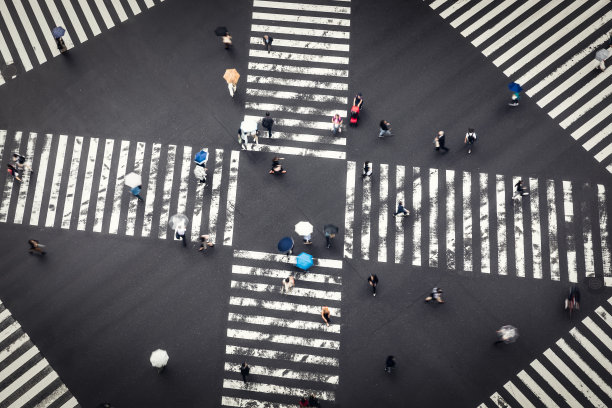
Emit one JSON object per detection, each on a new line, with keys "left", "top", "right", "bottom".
{"left": 52, "top": 26, "right": 65, "bottom": 39}
{"left": 508, "top": 82, "right": 523, "bottom": 93}
{"left": 277, "top": 237, "right": 294, "bottom": 253}
{"left": 296, "top": 252, "right": 313, "bottom": 270}
{"left": 194, "top": 149, "right": 208, "bottom": 165}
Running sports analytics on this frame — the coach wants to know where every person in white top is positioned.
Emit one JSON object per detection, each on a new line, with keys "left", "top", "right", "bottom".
{"left": 464, "top": 128, "right": 477, "bottom": 154}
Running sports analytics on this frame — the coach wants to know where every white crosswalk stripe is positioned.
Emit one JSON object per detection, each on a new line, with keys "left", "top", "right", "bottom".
{"left": 345, "top": 162, "right": 612, "bottom": 285}
{"left": 0, "top": 129, "right": 237, "bottom": 243}
{"left": 0, "top": 300, "right": 80, "bottom": 407}
{"left": 425, "top": 0, "right": 612, "bottom": 173}
{"left": 479, "top": 296, "right": 612, "bottom": 407}
{"left": 221, "top": 249, "right": 342, "bottom": 407}
{"left": 0, "top": 0, "right": 164, "bottom": 85}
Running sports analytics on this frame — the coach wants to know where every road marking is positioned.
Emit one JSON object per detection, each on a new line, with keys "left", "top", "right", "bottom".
{"left": 228, "top": 313, "right": 340, "bottom": 333}
{"left": 598, "top": 185, "right": 611, "bottom": 286}
{"left": 531, "top": 359, "right": 580, "bottom": 407}
{"left": 191, "top": 149, "right": 207, "bottom": 242}
{"left": 439, "top": 0, "right": 469, "bottom": 19}
{"left": 141, "top": 143, "right": 161, "bottom": 237}
{"left": 496, "top": 175, "right": 507, "bottom": 275}
{"left": 253, "top": 0, "right": 349, "bottom": 14}
{"left": 234, "top": 249, "right": 342, "bottom": 269}
{"left": 233, "top": 264, "right": 341, "bottom": 284}
{"left": 571, "top": 105, "right": 612, "bottom": 140}
{"left": 503, "top": 380, "right": 535, "bottom": 408}
{"left": 108, "top": 140, "right": 130, "bottom": 234}
{"left": 251, "top": 24, "right": 350, "bottom": 40}
{"left": 360, "top": 162, "right": 372, "bottom": 260}
{"left": 77, "top": 138, "right": 98, "bottom": 231}
{"left": 12, "top": 0, "right": 46, "bottom": 64}
{"left": 249, "top": 49, "right": 349, "bottom": 65}
{"left": 208, "top": 149, "right": 224, "bottom": 244}
{"left": 537, "top": 63, "right": 601, "bottom": 108}
{"left": 264, "top": 131, "right": 346, "bottom": 146}
{"left": 243, "top": 114, "right": 341, "bottom": 132}
{"left": 446, "top": 170, "right": 455, "bottom": 269}
{"left": 125, "top": 141, "right": 145, "bottom": 236}
{"left": 247, "top": 74, "right": 348, "bottom": 90}
{"left": 0, "top": 357, "right": 47, "bottom": 403}
{"left": 517, "top": 369, "right": 559, "bottom": 408}
{"left": 557, "top": 338, "right": 612, "bottom": 400}
{"left": 570, "top": 327, "right": 612, "bottom": 374}
{"left": 0, "top": 333, "right": 29, "bottom": 363}
{"left": 127, "top": 0, "right": 141, "bottom": 15}
{"left": 583, "top": 317, "right": 612, "bottom": 352}
{"left": 563, "top": 181, "right": 577, "bottom": 282}
{"left": 223, "top": 361, "right": 338, "bottom": 384}
{"left": 248, "top": 37, "right": 350, "bottom": 52}
{"left": 221, "top": 396, "right": 299, "bottom": 408}
{"left": 248, "top": 62, "right": 348, "bottom": 77}
{"left": 222, "top": 379, "right": 334, "bottom": 401}
{"left": 583, "top": 122, "right": 612, "bottom": 151}
{"left": 110, "top": 0, "right": 128, "bottom": 22}
{"left": 0, "top": 132, "right": 21, "bottom": 223}
{"left": 245, "top": 102, "right": 345, "bottom": 117}
{"left": 229, "top": 296, "right": 341, "bottom": 317}
{"left": 513, "top": 177, "right": 525, "bottom": 278}
{"left": 595, "top": 306, "right": 612, "bottom": 329}
{"left": 26, "top": 0, "right": 58, "bottom": 56}
{"left": 595, "top": 143, "right": 612, "bottom": 162}
{"left": 462, "top": 171, "right": 472, "bottom": 271}
{"left": 378, "top": 164, "right": 388, "bottom": 262}
{"left": 246, "top": 88, "right": 348, "bottom": 104}
{"left": 451, "top": 0, "right": 495, "bottom": 28}
{"left": 44, "top": 0, "right": 74, "bottom": 48}
{"left": 480, "top": 173, "right": 490, "bottom": 273}
{"left": 29, "top": 134, "right": 51, "bottom": 226}
{"left": 429, "top": 168, "right": 439, "bottom": 267}
{"left": 93, "top": 0, "right": 115, "bottom": 29}
{"left": 9, "top": 369, "right": 58, "bottom": 407}
{"left": 395, "top": 165, "right": 405, "bottom": 264}
{"left": 158, "top": 145, "right": 176, "bottom": 239}
{"left": 223, "top": 151, "right": 240, "bottom": 245}
{"left": 489, "top": 392, "right": 510, "bottom": 408}
{"left": 176, "top": 146, "right": 192, "bottom": 217}
{"left": 60, "top": 136, "right": 83, "bottom": 229}
{"left": 529, "top": 178, "right": 542, "bottom": 279}
{"left": 344, "top": 161, "right": 355, "bottom": 259}
{"left": 60, "top": 0, "right": 88, "bottom": 43}
{"left": 559, "top": 84, "right": 612, "bottom": 129}
{"left": 581, "top": 194, "right": 595, "bottom": 278}
{"left": 75, "top": 0, "right": 101, "bottom": 36}
{"left": 547, "top": 180, "right": 559, "bottom": 280}
{"left": 252, "top": 11, "right": 350, "bottom": 26}
{"left": 471, "top": 0, "right": 541, "bottom": 47}
{"left": 231, "top": 281, "right": 341, "bottom": 301}
{"left": 93, "top": 139, "right": 114, "bottom": 233}
{"left": 0, "top": 0, "right": 32, "bottom": 70}
{"left": 227, "top": 328, "right": 340, "bottom": 350}
{"left": 45, "top": 134, "right": 68, "bottom": 228}
{"left": 13, "top": 132, "right": 36, "bottom": 224}
{"left": 460, "top": 0, "right": 512, "bottom": 36}
{"left": 412, "top": 167, "right": 421, "bottom": 266}
{"left": 250, "top": 143, "right": 346, "bottom": 160}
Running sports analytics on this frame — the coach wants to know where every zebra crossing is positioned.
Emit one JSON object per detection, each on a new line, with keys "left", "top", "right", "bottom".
{"left": 221, "top": 249, "right": 343, "bottom": 407}
{"left": 478, "top": 295, "right": 612, "bottom": 408}
{"left": 424, "top": 0, "right": 612, "bottom": 173}
{"left": 344, "top": 161, "right": 612, "bottom": 286}
{"left": 0, "top": 300, "right": 80, "bottom": 408}
{"left": 0, "top": 129, "right": 240, "bottom": 243}
{"left": 243, "top": 0, "right": 351, "bottom": 160}
{"left": 0, "top": 0, "right": 162, "bottom": 85}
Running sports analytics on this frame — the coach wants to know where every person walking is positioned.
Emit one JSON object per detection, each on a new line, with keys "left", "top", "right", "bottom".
{"left": 435, "top": 131, "right": 449, "bottom": 152}
{"left": 262, "top": 112, "right": 274, "bottom": 138}
{"left": 321, "top": 306, "right": 331, "bottom": 326}
{"left": 379, "top": 120, "right": 392, "bottom": 138}
{"left": 7, "top": 164, "right": 21, "bottom": 182}
{"left": 512, "top": 180, "right": 529, "bottom": 200}
{"left": 425, "top": 287, "right": 444, "bottom": 303}
{"left": 198, "top": 234, "right": 215, "bottom": 251}
{"left": 269, "top": 157, "right": 286, "bottom": 174}
{"left": 228, "top": 81, "right": 237, "bottom": 98}
{"left": 240, "top": 362, "right": 250, "bottom": 383}
{"left": 353, "top": 93, "right": 364, "bottom": 110}
{"left": 464, "top": 128, "right": 477, "bottom": 154}
{"left": 332, "top": 113, "right": 343, "bottom": 135}
{"left": 368, "top": 273, "right": 379, "bottom": 296}
{"left": 385, "top": 356, "right": 396, "bottom": 373}
{"left": 299, "top": 397, "right": 309, "bottom": 407}
{"left": 282, "top": 276, "right": 295, "bottom": 293}
{"left": 362, "top": 161, "right": 372, "bottom": 179}
{"left": 237, "top": 128, "right": 248, "bottom": 150}
{"left": 130, "top": 185, "right": 144, "bottom": 201}
{"left": 303, "top": 234, "right": 312, "bottom": 245}
{"left": 55, "top": 36, "right": 67, "bottom": 52}
{"left": 508, "top": 92, "right": 520, "bottom": 106}
{"left": 222, "top": 32, "right": 232, "bottom": 49}
{"left": 12, "top": 153, "right": 33, "bottom": 172}
{"left": 308, "top": 394, "right": 320, "bottom": 407}
{"left": 28, "top": 239, "right": 46, "bottom": 255}
{"left": 175, "top": 225, "right": 187, "bottom": 247}
{"left": 393, "top": 201, "right": 409, "bottom": 217}
{"left": 262, "top": 34, "right": 273, "bottom": 52}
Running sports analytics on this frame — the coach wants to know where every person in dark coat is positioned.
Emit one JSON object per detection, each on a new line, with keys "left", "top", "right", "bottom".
{"left": 262, "top": 112, "right": 274, "bottom": 138}
{"left": 368, "top": 273, "right": 378, "bottom": 296}
{"left": 385, "top": 355, "right": 396, "bottom": 373}
{"left": 435, "top": 130, "right": 449, "bottom": 152}
{"left": 262, "top": 34, "right": 273, "bottom": 52}
{"left": 240, "top": 362, "right": 250, "bottom": 383}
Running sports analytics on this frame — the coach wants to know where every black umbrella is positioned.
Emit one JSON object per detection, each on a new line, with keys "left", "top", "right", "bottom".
{"left": 215, "top": 26, "right": 228, "bottom": 36}
{"left": 324, "top": 224, "right": 339, "bottom": 236}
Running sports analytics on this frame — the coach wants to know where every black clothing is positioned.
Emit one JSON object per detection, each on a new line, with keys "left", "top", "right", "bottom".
{"left": 262, "top": 116, "right": 274, "bottom": 137}
{"left": 240, "top": 364, "right": 250, "bottom": 382}
{"left": 380, "top": 121, "right": 389, "bottom": 131}
{"left": 437, "top": 135, "right": 449, "bottom": 152}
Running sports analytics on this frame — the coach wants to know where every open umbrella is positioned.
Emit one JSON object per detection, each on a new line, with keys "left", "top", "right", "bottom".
{"left": 324, "top": 224, "right": 339, "bottom": 236}
{"left": 194, "top": 166, "right": 207, "bottom": 180}
{"left": 595, "top": 48, "right": 610, "bottom": 62}
{"left": 296, "top": 252, "right": 313, "bottom": 270}
{"left": 52, "top": 26, "right": 65, "bottom": 39}
{"left": 150, "top": 349, "right": 169, "bottom": 368}
{"left": 295, "top": 221, "right": 313, "bottom": 236}
{"left": 125, "top": 172, "right": 142, "bottom": 188}
{"left": 278, "top": 237, "right": 294, "bottom": 253}
{"left": 214, "top": 26, "right": 228, "bottom": 36}
{"left": 223, "top": 69, "right": 240, "bottom": 85}
{"left": 498, "top": 325, "right": 519, "bottom": 344}
{"left": 508, "top": 82, "right": 522, "bottom": 93}
{"left": 240, "top": 119, "right": 258, "bottom": 135}
{"left": 169, "top": 214, "right": 189, "bottom": 230}
{"left": 194, "top": 149, "right": 208, "bottom": 165}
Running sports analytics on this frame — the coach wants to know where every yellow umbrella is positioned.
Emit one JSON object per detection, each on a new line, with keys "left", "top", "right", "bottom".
{"left": 223, "top": 69, "right": 240, "bottom": 85}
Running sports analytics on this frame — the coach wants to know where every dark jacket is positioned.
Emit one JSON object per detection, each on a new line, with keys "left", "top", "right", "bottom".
{"left": 262, "top": 117, "right": 274, "bottom": 128}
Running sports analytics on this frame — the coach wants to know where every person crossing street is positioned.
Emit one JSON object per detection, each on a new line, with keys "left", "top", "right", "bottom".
{"left": 464, "top": 128, "right": 477, "bottom": 154}
{"left": 262, "top": 112, "right": 274, "bottom": 138}
{"left": 368, "top": 273, "right": 379, "bottom": 296}
{"left": 379, "top": 120, "right": 392, "bottom": 138}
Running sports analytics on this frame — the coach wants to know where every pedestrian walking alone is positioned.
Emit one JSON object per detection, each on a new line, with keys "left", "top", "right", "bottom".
{"left": 269, "top": 157, "right": 286, "bottom": 174}
{"left": 282, "top": 276, "right": 295, "bottom": 293}
{"left": 7, "top": 164, "right": 21, "bottom": 182}
{"left": 262, "top": 34, "right": 273, "bottom": 52}
{"left": 425, "top": 287, "right": 444, "bottom": 303}
{"left": 464, "top": 128, "right": 477, "bottom": 154}
{"left": 12, "top": 153, "right": 33, "bottom": 172}
{"left": 308, "top": 394, "right": 320, "bottom": 407}
{"left": 379, "top": 120, "right": 392, "bottom": 138}
{"left": 240, "top": 362, "right": 250, "bottom": 383}
{"left": 222, "top": 32, "right": 232, "bottom": 49}
{"left": 385, "top": 356, "right": 396, "bottom": 373}
{"left": 299, "top": 397, "right": 309, "bottom": 407}
{"left": 513, "top": 180, "right": 529, "bottom": 200}
{"left": 175, "top": 225, "right": 187, "bottom": 247}
{"left": 198, "top": 234, "right": 215, "bottom": 251}
{"left": 393, "top": 201, "right": 409, "bottom": 217}
{"left": 435, "top": 131, "right": 449, "bottom": 152}
{"left": 131, "top": 185, "right": 144, "bottom": 201}
{"left": 262, "top": 112, "right": 274, "bottom": 138}
{"left": 237, "top": 128, "right": 249, "bottom": 150}
{"left": 362, "top": 161, "right": 372, "bottom": 179}
{"left": 368, "top": 273, "right": 378, "bottom": 296}
{"left": 28, "top": 239, "right": 46, "bottom": 255}
{"left": 332, "top": 113, "right": 343, "bottom": 135}
{"left": 321, "top": 306, "right": 331, "bottom": 326}
{"left": 353, "top": 92, "right": 364, "bottom": 110}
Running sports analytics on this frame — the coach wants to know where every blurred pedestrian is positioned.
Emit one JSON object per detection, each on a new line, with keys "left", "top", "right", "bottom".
{"left": 464, "top": 128, "right": 477, "bottom": 154}
{"left": 55, "top": 37, "right": 67, "bottom": 52}
{"left": 7, "top": 164, "right": 21, "bottom": 182}
{"left": 308, "top": 394, "right": 320, "bottom": 407}
{"left": 175, "top": 225, "right": 187, "bottom": 247}
{"left": 222, "top": 32, "right": 232, "bottom": 49}
{"left": 303, "top": 234, "right": 312, "bottom": 245}
{"left": 28, "top": 239, "right": 46, "bottom": 255}
{"left": 425, "top": 287, "right": 444, "bottom": 303}
{"left": 512, "top": 180, "right": 529, "bottom": 200}
{"left": 299, "top": 397, "right": 309, "bottom": 407}
{"left": 321, "top": 306, "right": 331, "bottom": 326}
{"left": 194, "top": 166, "right": 207, "bottom": 185}
{"left": 435, "top": 131, "right": 449, "bottom": 152}
{"left": 379, "top": 120, "right": 392, "bottom": 138}
{"left": 237, "top": 128, "right": 248, "bottom": 150}
{"left": 262, "top": 34, "right": 273, "bottom": 52}
{"left": 228, "top": 81, "right": 237, "bottom": 98}
{"left": 240, "top": 362, "right": 250, "bottom": 383}
{"left": 332, "top": 113, "right": 343, "bottom": 135}
{"left": 131, "top": 185, "right": 144, "bottom": 201}
{"left": 262, "top": 112, "right": 274, "bottom": 138}
{"left": 508, "top": 92, "right": 520, "bottom": 106}
{"left": 368, "top": 273, "right": 378, "bottom": 296}
{"left": 595, "top": 41, "right": 611, "bottom": 71}
{"left": 385, "top": 355, "right": 396, "bottom": 373}
{"left": 198, "top": 234, "right": 215, "bottom": 251}
{"left": 269, "top": 157, "right": 286, "bottom": 174}
{"left": 353, "top": 92, "right": 364, "bottom": 110}
{"left": 362, "top": 161, "right": 372, "bottom": 179}
{"left": 393, "top": 201, "right": 409, "bottom": 217}
{"left": 12, "top": 153, "right": 33, "bottom": 172}
{"left": 282, "top": 276, "right": 295, "bottom": 293}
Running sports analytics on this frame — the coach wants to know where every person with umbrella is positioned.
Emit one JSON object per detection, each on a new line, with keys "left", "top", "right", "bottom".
{"left": 508, "top": 82, "right": 522, "bottom": 107}
{"left": 238, "top": 119, "right": 257, "bottom": 150}
{"left": 150, "top": 349, "right": 169, "bottom": 374}
{"left": 494, "top": 325, "right": 519, "bottom": 344}
{"left": 595, "top": 40, "right": 612, "bottom": 71}
{"left": 296, "top": 253, "right": 313, "bottom": 271}
{"left": 125, "top": 172, "right": 144, "bottom": 202}
{"left": 52, "top": 27, "right": 67, "bottom": 53}
{"left": 169, "top": 214, "right": 189, "bottom": 247}
{"left": 278, "top": 237, "right": 294, "bottom": 256}
{"left": 295, "top": 221, "right": 313, "bottom": 244}
{"left": 324, "top": 224, "right": 338, "bottom": 249}
{"left": 224, "top": 69, "right": 239, "bottom": 98}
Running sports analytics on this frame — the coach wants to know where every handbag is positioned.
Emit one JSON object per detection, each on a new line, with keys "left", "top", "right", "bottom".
{"left": 434, "top": 138, "right": 440, "bottom": 149}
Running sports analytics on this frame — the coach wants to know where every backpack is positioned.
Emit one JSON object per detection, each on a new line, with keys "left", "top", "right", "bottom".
{"left": 467, "top": 133, "right": 476, "bottom": 143}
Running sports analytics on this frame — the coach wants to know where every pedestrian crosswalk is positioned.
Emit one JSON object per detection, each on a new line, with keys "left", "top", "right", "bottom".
{"left": 478, "top": 295, "right": 612, "bottom": 408}
{"left": 344, "top": 161, "right": 612, "bottom": 286}
{"left": 0, "top": 0, "right": 162, "bottom": 85}
{"left": 424, "top": 0, "right": 612, "bottom": 174}
{"left": 242, "top": 0, "right": 351, "bottom": 160}
{"left": 0, "top": 129, "right": 239, "bottom": 243}
{"left": 221, "top": 249, "right": 343, "bottom": 407}
{"left": 0, "top": 300, "right": 80, "bottom": 408}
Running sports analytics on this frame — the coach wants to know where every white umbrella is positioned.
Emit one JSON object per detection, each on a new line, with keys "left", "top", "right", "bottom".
{"left": 295, "top": 221, "right": 313, "bottom": 236}
{"left": 169, "top": 214, "right": 189, "bottom": 230}
{"left": 595, "top": 48, "right": 610, "bottom": 62}
{"left": 194, "top": 166, "right": 207, "bottom": 180}
{"left": 150, "top": 349, "right": 169, "bottom": 368}
{"left": 240, "top": 119, "right": 258, "bottom": 135}
{"left": 125, "top": 172, "right": 142, "bottom": 188}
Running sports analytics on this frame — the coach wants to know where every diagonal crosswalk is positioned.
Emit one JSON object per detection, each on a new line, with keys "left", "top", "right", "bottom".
{"left": 424, "top": 0, "right": 612, "bottom": 174}
{"left": 0, "top": 300, "right": 80, "bottom": 408}
{"left": 242, "top": 0, "right": 352, "bottom": 160}
{"left": 0, "top": 129, "right": 239, "bottom": 243}
{"left": 0, "top": 0, "right": 163, "bottom": 85}
{"left": 478, "top": 296, "right": 612, "bottom": 408}
{"left": 221, "top": 249, "right": 343, "bottom": 407}
{"left": 344, "top": 161, "right": 612, "bottom": 286}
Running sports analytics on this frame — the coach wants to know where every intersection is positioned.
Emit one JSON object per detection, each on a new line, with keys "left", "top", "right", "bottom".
{"left": 0, "top": 0, "right": 611, "bottom": 407}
